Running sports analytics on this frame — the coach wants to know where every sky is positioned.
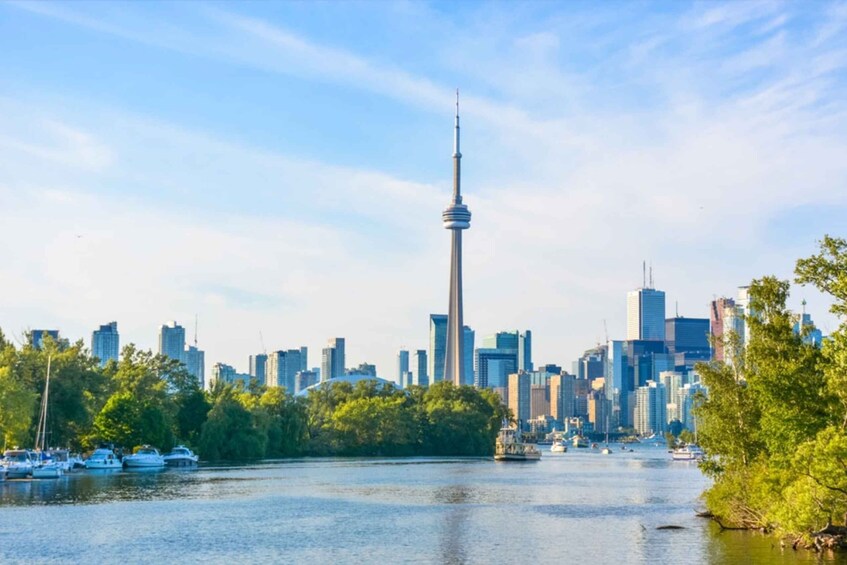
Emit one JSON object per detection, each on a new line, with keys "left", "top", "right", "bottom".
{"left": 1, "top": 1, "right": 846, "bottom": 381}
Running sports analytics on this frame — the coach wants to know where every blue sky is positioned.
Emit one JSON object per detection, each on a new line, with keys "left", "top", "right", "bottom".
{"left": 1, "top": 1, "right": 846, "bottom": 380}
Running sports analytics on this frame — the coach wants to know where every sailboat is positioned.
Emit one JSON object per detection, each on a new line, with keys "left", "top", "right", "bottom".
{"left": 601, "top": 416, "right": 612, "bottom": 455}
{"left": 32, "top": 357, "right": 63, "bottom": 479}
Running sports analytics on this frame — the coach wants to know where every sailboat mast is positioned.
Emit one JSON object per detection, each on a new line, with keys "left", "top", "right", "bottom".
{"left": 36, "top": 356, "right": 52, "bottom": 452}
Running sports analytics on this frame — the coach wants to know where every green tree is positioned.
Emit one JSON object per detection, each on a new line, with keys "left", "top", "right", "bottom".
{"left": 0, "top": 366, "right": 37, "bottom": 448}
{"left": 199, "top": 396, "right": 266, "bottom": 461}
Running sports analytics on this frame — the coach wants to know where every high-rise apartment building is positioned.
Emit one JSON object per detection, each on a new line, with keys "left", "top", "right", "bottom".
{"left": 30, "top": 329, "right": 60, "bottom": 350}
{"left": 268, "top": 349, "right": 302, "bottom": 391}
{"left": 710, "top": 297, "right": 735, "bottom": 362}
{"left": 413, "top": 350, "right": 428, "bottom": 387}
{"left": 158, "top": 321, "right": 186, "bottom": 363}
{"left": 549, "top": 373, "right": 575, "bottom": 424}
{"left": 463, "top": 326, "right": 475, "bottom": 386}
{"left": 627, "top": 287, "right": 666, "bottom": 341}
{"left": 397, "top": 350, "right": 410, "bottom": 385}
{"left": 429, "top": 314, "right": 447, "bottom": 383}
{"left": 92, "top": 322, "right": 119, "bottom": 366}
{"left": 249, "top": 354, "right": 267, "bottom": 385}
{"left": 321, "top": 338, "right": 346, "bottom": 382}
{"left": 185, "top": 345, "right": 205, "bottom": 388}
{"left": 634, "top": 381, "right": 667, "bottom": 436}
{"left": 481, "top": 331, "right": 532, "bottom": 372}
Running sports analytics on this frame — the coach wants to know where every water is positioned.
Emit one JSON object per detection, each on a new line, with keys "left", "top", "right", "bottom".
{"left": 1, "top": 445, "right": 844, "bottom": 564}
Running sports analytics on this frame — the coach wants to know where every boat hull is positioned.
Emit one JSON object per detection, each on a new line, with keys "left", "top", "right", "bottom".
{"left": 32, "top": 464, "right": 64, "bottom": 479}
{"left": 5, "top": 465, "right": 33, "bottom": 479}
{"left": 495, "top": 452, "right": 541, "bottom": 462}
{"left": 85, "top": 460, "right": 123, "bottom": 470}
{"left": 163, "top": 456, "right": 197, "bottom": 467}
{"left": 124, "top": 460, "right": 165, "bottom": 468}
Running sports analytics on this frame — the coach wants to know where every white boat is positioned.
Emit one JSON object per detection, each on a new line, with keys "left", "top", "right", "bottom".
{"left": 550, "top": 440, "right": 567, "bottom": 453}
{"left": 123, "top": 446, "right": 165, "bottom": 468}
{"left": 32, "top": 461, "right": 64, "bottom": 479}
{"left": 495, "top": 423, "right": 541, "bottom": 461}
{"left": 2, "top": 450, "right": 34, "bottom": 478}
{"left": 572, "top": 436, "right": 589, "bottom": 449}
{"left": 601, "top": 447, "right": 613, "bottom": 455}
{"left": 85, "top": 448, "right": 123, "bottom": 470}
{"left": 672, "top": 444, "right": 704, "bottom": 461}
{"left": 163, "top": 445, "right": 198, "bottom": 467}
{"left": 45, "top": 449, "right": 72, "bottom": 472}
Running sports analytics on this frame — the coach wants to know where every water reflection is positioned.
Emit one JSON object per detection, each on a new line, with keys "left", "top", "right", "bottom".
{"left": 434, "top": 485, "right": 471, "bottom": 564}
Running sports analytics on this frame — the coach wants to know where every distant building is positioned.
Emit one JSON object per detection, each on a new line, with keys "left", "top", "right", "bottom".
{"left": 347, "top": 363, "right": 376, "bottom": 376}
{"left": 321, "top": 338, "right": 346, "bottom": 381}
{"left": 508, "top": 372, "right": 531, "bottom": 429}
{"left": 463, "top": 326, "right": 475, "bottom": 386}
{"left": 588, "top": 391, "right": 612, "bottom": 433}
{"left": 397, "top": 350, "right": 410, "bottom": 385}
{"left": 794, "top": 301, "right": 824, "bottom": 347}
{"left": 413, "top": 350, "right": 428, "bottom": 387}
{"left": 91, "top": 322, "right": 119, "bottom": 366}
{"left": 549, "top": 373, "right": 575, "bottom": 425}
{"left": 295, "top": 370, "right": 319, "bottom": 393}
{"left": 482, "top": 331, "right": 532, "bottom": 372}
{"left": 627, "top": 286, "right": 666, "bottom": 341}
{"left": 299, "top": 347, "right": 308, "bottom": 372}
{"left": 474, "top": 348, "right": 518, "bottom": 388}
{"left": 211, "top": 363, "right": 248, "bottom": 387}
{"left": 575, "top": 345, "right": 606, "bottom": 382}
{"left": 429, "top": 314, "right": 447, "bottom": 383}
{"left": 710, "top": 297, "right": 735, "bottom": 362}
{"left": 30, "top": 329, "right": 60, "bottom": 350}
{"left": 158, "top": 321, "right": 186, "bottom": 363}
{"left": 634, "top": 381, "right": 667, "bottom": 436}
{"left": 249, "top": 354, "right": 267, "bottom": 386}
{"left": 267, "top": 349, "right": 302, "bottom": 391}
{"left": 185, "top": 345, "right": 205, "bottom": 388}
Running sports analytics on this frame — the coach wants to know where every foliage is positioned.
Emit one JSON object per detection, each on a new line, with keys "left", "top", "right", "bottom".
{"left": 697, "top": 235, "right": 847, "bottom": 542}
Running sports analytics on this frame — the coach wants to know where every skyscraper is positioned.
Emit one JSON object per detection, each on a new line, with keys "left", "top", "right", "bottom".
{"left": 462, "top": 326, "right": 475, "bottom": 386}
{"left": 508, "top": 372, "right": 531, "bottom": 429}
{"left": 92, "top": 322, "right": 119, "bottom": 366}
{"left": 481, "top": 330, "right": 532, "bottom": 372}
{"left": 249, "top": 354, "right": 267, "bottom": 385}
{"left": 474, "top": 348, "right": 518, "bottom": 388}
{"left": 443, "top": 92, "right": 472, "bottom": 386}
{"left": 30, "top": 329, "right": 60, "bottom": 349}
{"left": 321, "top": 338, "right": 346, "bottom": 382}
{"left": 397, "top": 349, "right": 410, "bottom": 385}
{"left": 159, "top": 321, "right": 186, "bottom": 363}
{"left": 429, "top": 314, "right": 447, "bottom": 383}
{"left": 627, "top": 286, "right": 666, "bottom": 341}
{"left": 413, "top": 350, "right": 428, "bottom": 387}
{"left": 184, "top": 345, "right": 205, "bottom": 388}
{"left": 710, "top": 297, "right": 735, "bottom": 362}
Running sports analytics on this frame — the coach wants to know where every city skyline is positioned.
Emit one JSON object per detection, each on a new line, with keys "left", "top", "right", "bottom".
{"left": 1, "top": 2, "right": 845, "bottom": 380}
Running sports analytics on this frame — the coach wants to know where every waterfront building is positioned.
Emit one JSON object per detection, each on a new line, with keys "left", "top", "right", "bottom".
{"left": 634, "top": 381, "right": 667, "bottom": 436}
{"left": 91, "top": 322, "right": 119, "bottom": 366}
{"left": 413, "top": 350, "right": 428, "bottom": 387}
{"left": 397, "top": 349, "right": 410, "bottom": 385}
{"left": 474, "top": 347, "right": 518, "bottom": 388}
{"left": 185, "top": 345, "right": 205, "bottom": 388}
{"left": 30, "top": 329, "right": 60, "bottom": 350}
{"left": 249, "top": 354, "right": 267, "bottom": 385}
{"left": 442, "top": 93, "right": 472, "bottom": 386}
{"left": 626, "top": 281, "right": 666, "bottom": 342}
{"left": 158, "top": 321, "right": 186, "bottom": 363}
{"left": 508, "top": 372, "right": 531, "bottom": 429}
{"left": 321, "top": 338, "right": 346, "bottom": 382}
{"left": 429, "top": 314, "right": 447, "bottom": 383}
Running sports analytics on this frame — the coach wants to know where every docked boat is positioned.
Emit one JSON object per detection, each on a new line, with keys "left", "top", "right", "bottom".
{"left": 123, "top": 446, "right": 165, "bottom": 468}
{"left": 31, "top": 356, "right": 63, "bottom": 479}
{"left": 672, "top": 444, "right": 704, "bottom": 461}
{"left": 495, "top": 424, "right": 541, "bottom": 462}
{"left": 2, "top": 450, "right": 35, "bottom": 478}
{"left": 572, "top": 436, "right": 589, "bottom": 449}
{"left": 85, "top": 447, "right": 123, "bottom": 470}
{"left": 163, "top": 445, "right": 199, "bottom": 467}
{"left": 550, "top": 440, "right": 567, "bottom": 453}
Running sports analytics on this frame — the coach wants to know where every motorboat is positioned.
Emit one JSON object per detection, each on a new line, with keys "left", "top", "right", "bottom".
{"left": 2, "top": 450, "right": 34, "bottom": 478}
{"left": 85, "top": 448, "right": 123, "bottom": 470}
{"left": 672, "top": 444, "right": 704, "bottom": 461}
{"left": 32, "top": 461, "right": 64, "bottom": 479}
{"left": 45, "top": 449, "right": 72, "bottom": 472}
{"left": 123, "top": 446, "right": 165, "bottom": 468}
{"left": 163, "top": 445, "right": 199, "bottom": 467}
{"left": 601, "top": 446, "right": 613, "bottom": 455}
{"left": 572, "top": 436, "right": 589, "bottom": 449}
{"left": 495, "top": 423, "right": 541, "bottom": 461}
{"left": 550, "top": 440, "right": 567, "bottom": 453}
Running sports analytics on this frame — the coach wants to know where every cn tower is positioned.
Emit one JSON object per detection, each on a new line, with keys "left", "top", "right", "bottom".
{"left": 442, "top": 91, "right": 471, "bottom": 386}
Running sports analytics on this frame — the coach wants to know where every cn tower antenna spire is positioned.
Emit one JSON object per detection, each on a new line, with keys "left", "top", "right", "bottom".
{"left": 443, "top": 90, "right": 471, "bottom": 386}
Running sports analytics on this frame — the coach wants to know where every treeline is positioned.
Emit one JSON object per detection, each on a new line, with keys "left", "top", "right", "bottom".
{"left": 696, "top": 235, "right": 847, "bottom": 547}
{"left": 0, "top": 336, "right": 508, "bottom": 460}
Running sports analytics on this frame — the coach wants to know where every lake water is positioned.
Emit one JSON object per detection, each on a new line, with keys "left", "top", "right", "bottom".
{"left": 1, "top": 445, "right": 844, "bottom": 564}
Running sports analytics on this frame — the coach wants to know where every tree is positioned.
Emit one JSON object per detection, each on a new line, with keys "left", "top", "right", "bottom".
{"left": 0, "top": 366, "right": 37, "bottom": 448}
{"left": 199, "top": 396, "right": 266, "bottom": 461}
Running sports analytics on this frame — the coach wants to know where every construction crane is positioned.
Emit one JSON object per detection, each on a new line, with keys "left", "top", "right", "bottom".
{"left": 259, "top": 331, "right": 267, "bottom": 355}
